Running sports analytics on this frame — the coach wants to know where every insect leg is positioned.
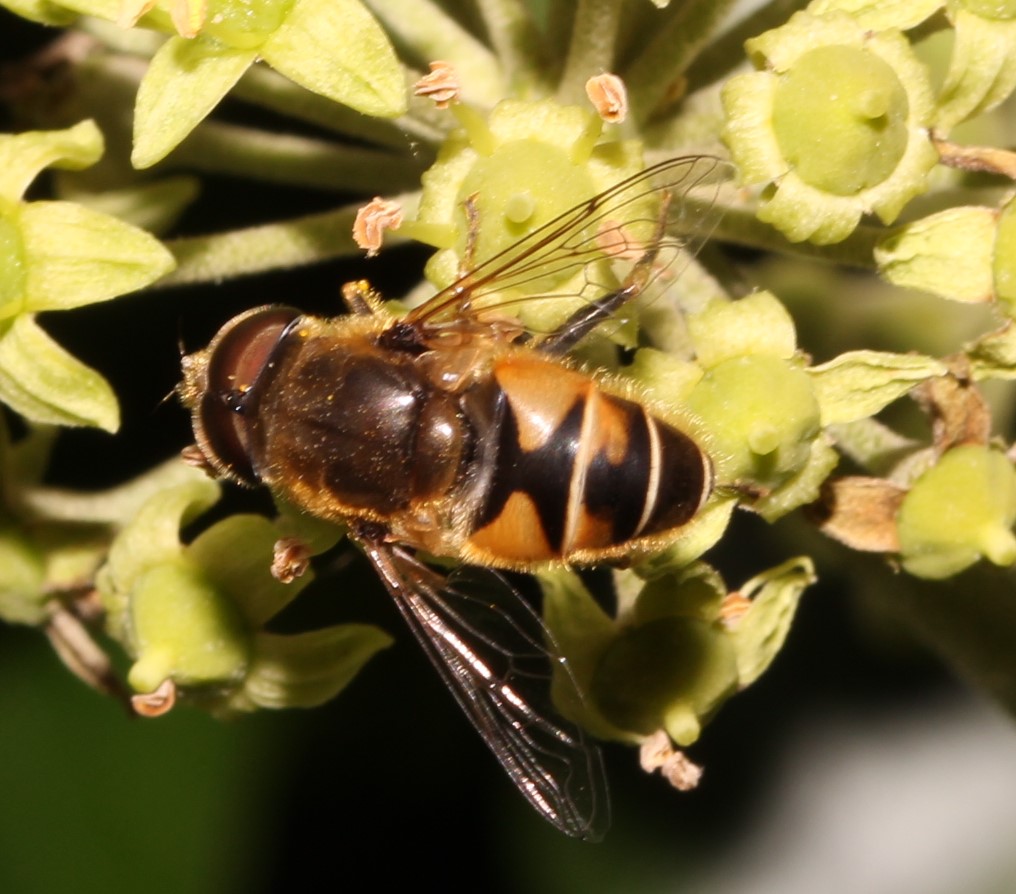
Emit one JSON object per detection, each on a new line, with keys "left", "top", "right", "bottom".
{"left": 341, "top": 280, "right": 384, "bottom": 315}
{"left": 537, "top": 192, "right": 674, "bottom": 356}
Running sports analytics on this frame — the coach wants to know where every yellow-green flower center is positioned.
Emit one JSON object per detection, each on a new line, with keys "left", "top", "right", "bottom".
{"left": 455, "top": 139, "right": 596, "bottom": 271}
{"left": 772, "top": 46, "right": 910, "bottom": 196}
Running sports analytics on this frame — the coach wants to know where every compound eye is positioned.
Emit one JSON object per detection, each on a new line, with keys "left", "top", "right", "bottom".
{"left": 197, "top": 305, "right": 301, "bottom": 485}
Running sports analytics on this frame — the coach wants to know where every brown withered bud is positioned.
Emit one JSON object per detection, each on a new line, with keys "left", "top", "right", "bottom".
{"left": 808, "top": 476, "right": 907, "bottom": 553}
{"left": 913, "top": 361, "right": 991, "bottom": 453}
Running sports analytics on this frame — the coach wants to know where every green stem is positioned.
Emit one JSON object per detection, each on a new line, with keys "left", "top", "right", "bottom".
{"left": 713, "top": 203, "right": 882, "bottom": 269}
{"left": 20, "top": 458, "right": 205, "bottom": 525}
{"left": 686, "top": 0, "right": 809, "bottom": 93}
{"left": 625, "top": 0, "right": 739, "bottom": 126}
{"left": 364, "top": 0, "right": 506, "bottom": 106}
{"left": 168, "top": 120, "right": 424, "bottom": 194}
{"left": 158, "top": 192, "right": 420, "bottom": 287}
{"left": 542, "top": 1, "right": 575, "bottom": 84}
{"left": 556, "top": 0, "right": 622, "bottom": 105}
{"left": 475, "top": 0, "right": 547, "bottom": 88}
{"left": 79, "top": 15, "right": 165, "bottom": 56}
{"left": 233, "top": 65, "right": 445, "bottom": 149}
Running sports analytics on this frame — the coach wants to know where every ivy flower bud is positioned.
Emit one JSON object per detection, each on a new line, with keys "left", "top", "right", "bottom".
{"left": 686, "top": 353, "right": 820, "bottom": 488}
{"left": 897, "top": 444, "right": 1016, "bottom": 579}
{"left": 722, "top": 11, "right": 938, "bottom": 244}
{"left": 411, "top": 98, "right": 643, "bottom": 332}
{"left": 568, "top": 559, "right": 812, "bottom": 747}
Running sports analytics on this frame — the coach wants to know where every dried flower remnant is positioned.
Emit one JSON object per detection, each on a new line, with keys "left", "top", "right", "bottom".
{"left": 639, "top": 729, "right": 703, "bottom": 791}
{"left": 719, "top": 592, "right": 752, "bottom": 628}
{"left": 414, "top": 60, "right": 460, "bottom": 109}
{"left": 45, "top": 599, "right": 130, "bottom": 705}
{"left": 585, "top": 73, "right": 628, "bottom": 124}
{"left": 272, "top": 536, "right": 311, "bottom": 583}
{"left": 131, "top": 678, "right": 178, "bottom": 717}
{"left": 810, "top": 476, "right": 906, "bottom": 553}
{"left": 353, "top": 197, "right": 404, "bottom": 256}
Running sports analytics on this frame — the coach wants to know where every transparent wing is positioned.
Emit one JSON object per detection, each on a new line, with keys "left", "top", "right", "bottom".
{"left": 405, "top": 155, "right": 731, "bottom": 330}
{"left": 356, "top": 536, "right": 609, "bottom": 841}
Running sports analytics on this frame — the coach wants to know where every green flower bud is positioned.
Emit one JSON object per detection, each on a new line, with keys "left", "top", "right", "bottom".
{"left": 588, "top": 558, "right": 812, "bottom": 746}
{"left": 685, "top": 354, "right": 821, "bottom": 487}
{"left": 898, "top": 444, "right": 1016, "bottom": 578}
{"left": 543, "top": 557, "right": 810, "bottom": 747}
{"left": 201, "top": 0, "right": 295, "bottom": 48}
{"left": 687, "top": 291, "right": 797, "bottom": 367}
{"left": 722, "top": 11, "right": 938, "bottom": 244}
{"left": 592, "top": 617, "right": 739, "bottom": 746}
{"left": 127, "top": 559, "right": 250, "bottom": 693}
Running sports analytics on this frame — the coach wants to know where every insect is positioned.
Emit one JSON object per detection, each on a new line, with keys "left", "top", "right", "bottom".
{"left": 178, "top": 156, "right": 728, "bottom": 840}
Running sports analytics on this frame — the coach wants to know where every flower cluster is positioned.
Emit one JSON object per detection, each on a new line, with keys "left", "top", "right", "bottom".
{"left": 4, "top": 0, "right": 1016, "bottom": 808}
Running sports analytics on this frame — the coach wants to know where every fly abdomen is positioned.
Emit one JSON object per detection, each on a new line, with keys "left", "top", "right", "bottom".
{"left": 466, "top": 355, "right": 711, "bottom": 565}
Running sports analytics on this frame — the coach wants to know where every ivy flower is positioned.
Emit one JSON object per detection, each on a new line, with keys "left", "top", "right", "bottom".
{"left": 98, "top": 477, "right": 392, "bottom": 713}
{"left": 722, "top": 10, "right": 939, "bottom": 244}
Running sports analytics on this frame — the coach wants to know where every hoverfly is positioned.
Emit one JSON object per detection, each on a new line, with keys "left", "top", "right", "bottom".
{"left": 178, "top": 156, "right": 729, "bottom": 840}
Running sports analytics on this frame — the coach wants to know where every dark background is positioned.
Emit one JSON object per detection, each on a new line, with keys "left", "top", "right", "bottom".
{"left": 0, "top": 11, "right": 1007, "bottom": 894}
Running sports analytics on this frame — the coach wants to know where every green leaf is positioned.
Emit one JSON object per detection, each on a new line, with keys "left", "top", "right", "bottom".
{"left": 0, "top": 121, "right": 103, "bottom": 202}
{"left": 0, "top": 315, "right": 119, "bottom": 431}
{"left": 19, "top": 201, "right": 175, "bottom": 311}
{"left": 260, "top": 0, "right": 407, "bottom": 118}
{"left": 132, "top": 36, "right": 257, "bottom": 169}
{"left": 239, "top": 625, "right": 393, "bottom": 710}
{"left": 809, "top": 350, "right": 948, "bottom": 426}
